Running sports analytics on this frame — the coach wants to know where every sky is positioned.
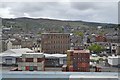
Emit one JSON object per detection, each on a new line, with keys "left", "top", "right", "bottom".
{"left": 0, "top": 0, "right": 119, "bottom": 24}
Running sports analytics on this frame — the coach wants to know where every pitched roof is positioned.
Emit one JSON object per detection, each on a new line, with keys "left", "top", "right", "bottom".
{"left": 0, "top": 48, "right": 34, "bottom": 57}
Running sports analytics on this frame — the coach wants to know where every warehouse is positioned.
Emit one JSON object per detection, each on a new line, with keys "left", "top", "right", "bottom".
{"left": 44, "top": 54, "right": 67, "bottom": 67}
{"left": 17, "top": 53, "right": 45, "bottom": 71}
{"left": 0, "top": 49, "right": 67, "bottom": 67}
{"left": 0, "top": 48, "right": 34, "bottom": 65}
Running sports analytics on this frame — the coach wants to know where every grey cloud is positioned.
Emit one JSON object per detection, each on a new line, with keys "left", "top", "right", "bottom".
{"left": 6, "top": 2, "right": 65, "bottom": 17}
{"left": 0, "top": 2, "right": 118, "bottom": 23}
{"left": 70, "top": 2, "right": 100, "bottom": 10}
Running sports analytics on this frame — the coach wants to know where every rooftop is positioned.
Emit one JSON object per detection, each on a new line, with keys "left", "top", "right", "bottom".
{"left": 0, "top": 48, "right": 34, "bottom": 57}
{"left": 44, "top": 53, "right": 67, "bottom": 58}
{"left": 108, "top": 56, "right": 120, "bottom": 59}
{"left": 23, "top": 52, "right": 44, "bottom": 55}
{"left": 67, "top": 50, "right": 90, "bottom": 53}
{"left": 0, "top": 49, "right": 67, "bottom": 58}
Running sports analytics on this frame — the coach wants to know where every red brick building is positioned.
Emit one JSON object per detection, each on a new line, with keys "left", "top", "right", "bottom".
{"left": 67, "top": 50, "right": 90, "bottom": 72}
{"left": 95, "top": 35, "right": 106, "bottom": 42}
{"left": 41, "top": 33, "right": 70, "bottom": 54}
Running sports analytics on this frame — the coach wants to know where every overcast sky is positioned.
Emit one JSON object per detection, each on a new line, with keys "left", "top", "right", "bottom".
{"left": 0, "top": 1, "right": 118, "bottom": 24}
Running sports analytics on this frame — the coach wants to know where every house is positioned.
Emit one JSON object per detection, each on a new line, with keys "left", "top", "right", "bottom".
{"left": 106, "top": 35, "right": 120, "bottom": 43}
{"left": 21, "top": 39, "right": 34, "bottom": 49}
{"left": 6, "top": 39, "right": 22, "bottom": 50}
{"left": 94, "top": 42, "right": 111, "bottom": 55}
{"left": 70, "top": 34, "right": 83, "bottom": 50}
{"left": 95, "top": 35, "right": 106, "bottom": 42}
{"left": 6, "top": 40, "right": 12, "bottom": 50}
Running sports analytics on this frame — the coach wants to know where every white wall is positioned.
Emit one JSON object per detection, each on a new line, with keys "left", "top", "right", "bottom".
{"left": 108, "top": 57, "right": 119, "bottom": 66}
{"left": 12, "top": 45, "right": 21, "bottom": 49}
{"left": 2, "top": 56, "right": 16, "bottom": 65}
{"left": 7, "top": 41, "right": 13, "bottom": 50}
{"left": 59, "top": 57, "right": 67, "bottom": 65}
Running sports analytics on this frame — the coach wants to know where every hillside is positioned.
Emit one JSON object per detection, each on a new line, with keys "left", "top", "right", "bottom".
{"left": 2, "top": 17, "right": 117, "bottom": 32}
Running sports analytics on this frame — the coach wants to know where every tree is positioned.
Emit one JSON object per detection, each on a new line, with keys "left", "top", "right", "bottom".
{"left": 88, "top": 44, "right": 104, "bottom": 53}
{"left": 74, "top": 31, "right": 84, "bottom": 37}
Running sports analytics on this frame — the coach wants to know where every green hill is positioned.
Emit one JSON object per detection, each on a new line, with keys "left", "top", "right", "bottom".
{"left": 2, "top": 17, "right": 117, "bottom": 32}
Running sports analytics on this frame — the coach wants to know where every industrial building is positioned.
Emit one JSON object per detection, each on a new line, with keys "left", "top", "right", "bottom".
{"left": 17, "top": 53, "right": 45, "bottom": 71}
{"left": 0, "top": 48, "right": 67, "bottom": 67}
{"left": 0, "top": 48, "right": 34, "bottom": 65}
{"left": 44, "top": 54, "right": 67, "bottom": 67}
{"left": 41, "top": 33, "right": 71, "bottom": 54}
{"left": 67, "top": 50, "right": 90, "bottom": 72}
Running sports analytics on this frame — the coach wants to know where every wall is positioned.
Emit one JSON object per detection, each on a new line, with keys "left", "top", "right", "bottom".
{"left": 2, "top": 56, "right": 16, "bottom": 65}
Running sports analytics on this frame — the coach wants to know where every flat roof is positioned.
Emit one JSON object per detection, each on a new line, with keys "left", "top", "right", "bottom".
{"left": 23, "top": 53, "right": 44, "bottom": 55}
{"left": 67, "top": 50, "right": 90, "bottom": 53}
{"left": 44, "top": 53, "right": 67, "bottom": 58}
{"left": 108, "top": 56, "right": 120, "bottom": 59}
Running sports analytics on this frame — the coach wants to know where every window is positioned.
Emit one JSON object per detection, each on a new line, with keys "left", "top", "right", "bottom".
{"left": 37, "top": 58, "right": 44, "bottom": 62}
{"left": 61, "top": 36, "right": 62, "bottom": 38}
{"left": 25, "top": 58, "right": 33, "bottom": 62}
{"left": 17, "top": 58, "right": 23, "bottom": 62}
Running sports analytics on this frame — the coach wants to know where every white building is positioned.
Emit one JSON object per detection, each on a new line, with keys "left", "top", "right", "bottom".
{"left": 108, "top": 55, "right": 120, "bottom": 66}
{"left": 6, "top": 41, "right": 13, "bottom": 50}
{"left": 0, "top": 48, "right": 34, "bottom": 65}
{"left": 17, "top": 53, "right": 45, "bottom": 71}
{"left": 44, "top": 53, "right": 67, "bottom": 67}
